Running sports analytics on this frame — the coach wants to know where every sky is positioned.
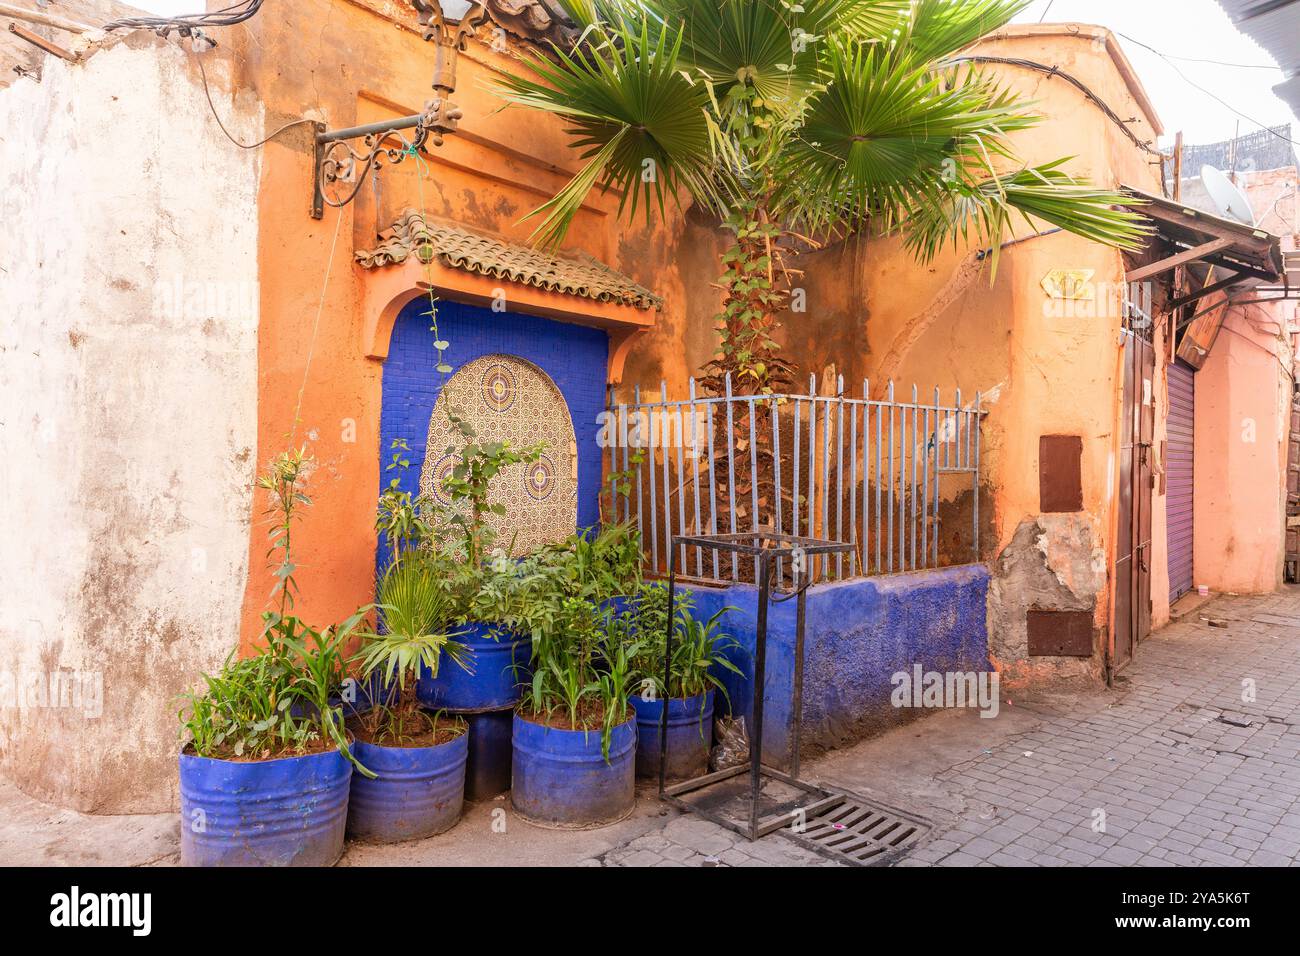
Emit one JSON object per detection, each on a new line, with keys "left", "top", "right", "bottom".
{"left": 131, "top": 0, "right": 1298, "bottom": 149}
{"left": 1014, "top": 0, "right": 1297, "bottom": 147}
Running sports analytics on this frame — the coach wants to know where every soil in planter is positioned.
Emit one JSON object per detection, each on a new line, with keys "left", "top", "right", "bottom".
{"left": 347, "top": 711, "right": 466, "bottom": 749}
{"left": 518, "top": 699, "right": 633, "bottom": 732}
{"left": 182, "top": 737, "right": 339, "bottom": 763}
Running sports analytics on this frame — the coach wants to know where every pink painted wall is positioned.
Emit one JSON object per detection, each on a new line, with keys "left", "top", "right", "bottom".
{"left": 1193, "top": 299, "right": 1295, "bottom": 593}
{"left": 1190, "top": 170, "right": 1297, "bottom": 596}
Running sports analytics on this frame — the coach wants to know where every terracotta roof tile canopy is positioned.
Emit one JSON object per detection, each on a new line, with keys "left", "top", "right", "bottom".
{"left": 356, "top": 210, "right": 662, "bottom": 311}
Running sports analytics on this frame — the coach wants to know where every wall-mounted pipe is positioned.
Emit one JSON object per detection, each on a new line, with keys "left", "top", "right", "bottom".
{"left": 0, "top": 2, "right": 97, "bottom": 34}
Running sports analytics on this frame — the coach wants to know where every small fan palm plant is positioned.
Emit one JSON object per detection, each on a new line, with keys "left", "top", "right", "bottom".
{"left": 500, "top": 0, "right": 1150, "bottom": 392}
{"left": 354, "top": 554, "right": 469, "bottom": 745}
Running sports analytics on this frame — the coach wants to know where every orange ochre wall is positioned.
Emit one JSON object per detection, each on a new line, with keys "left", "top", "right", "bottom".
{"left": 230, "top": 0, "right": 696, "bottom": 645}
{"left": 232, "top": 10, "right": 1171, "bottom": 673}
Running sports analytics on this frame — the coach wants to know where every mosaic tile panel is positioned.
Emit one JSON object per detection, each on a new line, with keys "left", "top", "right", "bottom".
{"left": 420, "top": 353, "right": 578, "bottom": 554}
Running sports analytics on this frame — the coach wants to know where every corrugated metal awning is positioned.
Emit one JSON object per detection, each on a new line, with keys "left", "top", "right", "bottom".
{"left": 1122, "top": 185, "right": 1284, "bottom": 302}
{"left": 1217, "top": 0, "right": 1300, "bottom": 115}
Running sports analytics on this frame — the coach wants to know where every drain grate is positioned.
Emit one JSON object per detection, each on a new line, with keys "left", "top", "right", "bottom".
{"left": 780, "top": 795, "right": 930, "bottom": 866}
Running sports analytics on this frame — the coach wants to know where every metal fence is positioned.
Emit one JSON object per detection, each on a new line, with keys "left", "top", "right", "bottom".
{"left": 602, "top": 374, "right": 984, "bottom": 586}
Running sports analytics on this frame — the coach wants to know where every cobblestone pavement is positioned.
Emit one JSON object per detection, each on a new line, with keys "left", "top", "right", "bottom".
{"left": 900, "top": 590, "right": 1300, "bottom": 868}
{"left": 5, "top": 590, "right": 1300, "bottom": 867}
{"left": 594, "top": 589, "right": 1300, "bottom": 867}
{"left": 587, "top": 815, "right": 840, "bottom": 868}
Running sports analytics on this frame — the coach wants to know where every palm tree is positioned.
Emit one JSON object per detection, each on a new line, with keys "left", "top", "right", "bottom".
{"left": 497, "top": 0, "right": 1150, "bottom": 394}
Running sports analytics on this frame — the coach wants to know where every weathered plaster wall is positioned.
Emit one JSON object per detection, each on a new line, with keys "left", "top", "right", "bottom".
{"left": 0, "top": 36, "right": 261, "bottom": 812}
{"left": 1176, "top": 169, "right": 1297, "bottom": 597}
{"left": 229, "top": 1, "right": 702, "bottom": 647}
{"left": 964, "top": 27, "right": 1163, "bottom": 681}
{"left": 691, "top": 564, "right": 991, "bottom": 768}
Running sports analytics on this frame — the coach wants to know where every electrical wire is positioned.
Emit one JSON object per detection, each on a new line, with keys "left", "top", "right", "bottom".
{"left": 1115, "top": 31, "right": 1281, "bottom": 72}
{"left": 948, "top": 54, "right": 1165, "bottom": 157}
{"left": 103, "top": 0, "right": 264, "bottom": 36}
{"left": 1113, "top": 31, "right": 1298, "bottom": 148}
{"left": 191, "top": 49, "right": 315, "bottom": 149}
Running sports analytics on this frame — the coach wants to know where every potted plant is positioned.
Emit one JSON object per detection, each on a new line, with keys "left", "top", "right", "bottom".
{"left": 416, "top": 413, "right": 547, "bottom": 711}
{"left": 625, "top": 583, "right": 740, "bottom": 781}
{"left": 511, "top": 597, "right": 640, "bottom": 828}
{"left": 346, "top": 552, "right": 470, "bottom": 843}
{"left": 178, "top": 449, "right": 371, "bottom": 867}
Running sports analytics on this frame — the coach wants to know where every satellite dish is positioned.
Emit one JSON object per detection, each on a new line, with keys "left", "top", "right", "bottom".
{"left": 1200, "top": 165, "right": 1256, "bottom": 226}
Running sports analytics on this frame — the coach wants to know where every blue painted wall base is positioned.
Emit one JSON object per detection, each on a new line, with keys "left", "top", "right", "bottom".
{"left": 687, "top": 564, "right": 990, "bottom": 769}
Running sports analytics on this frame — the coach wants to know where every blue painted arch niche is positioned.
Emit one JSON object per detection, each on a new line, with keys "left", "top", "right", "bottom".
{"left": 378, "top": 299, "right": 610, "bottom": 558}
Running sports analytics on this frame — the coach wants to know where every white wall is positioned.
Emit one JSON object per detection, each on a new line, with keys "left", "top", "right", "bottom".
{"left": 0, "top": 35, "right": 262, "bottom": 812}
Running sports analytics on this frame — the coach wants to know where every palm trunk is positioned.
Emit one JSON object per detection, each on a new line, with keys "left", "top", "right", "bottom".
{"left": 699, "top": 198, "right": 802, "bottom": 575}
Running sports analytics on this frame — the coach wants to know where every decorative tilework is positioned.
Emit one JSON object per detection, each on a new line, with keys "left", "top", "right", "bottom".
{"left": 421, "top": 354, "right": 577, "bottom": 555}
{"left": 378, "top": 299, "right": 609, "bottom": 567}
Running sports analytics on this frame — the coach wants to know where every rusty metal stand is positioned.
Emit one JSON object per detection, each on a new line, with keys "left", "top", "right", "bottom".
{"left": 657, "top": 532, "right": 853, "bottom": 841}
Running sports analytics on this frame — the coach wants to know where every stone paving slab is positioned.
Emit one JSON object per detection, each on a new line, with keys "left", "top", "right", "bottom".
{"left": 595, "top": 588, "right": 1300, "bottom": 867}
{"left": 4, "top": 589, "right": 1300, "bottom": 867}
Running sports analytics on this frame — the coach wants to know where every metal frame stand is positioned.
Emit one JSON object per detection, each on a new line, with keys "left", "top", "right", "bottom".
{"left": 658, "top": 532, "right": 853, "bottom": 841}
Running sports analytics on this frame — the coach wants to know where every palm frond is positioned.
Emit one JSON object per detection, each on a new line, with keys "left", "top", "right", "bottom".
{"left": 639, "top": 0, "right": 843, "bottom": 108}
{"left": 897, "top": 0, "right": 1030, "bottom": 62}
{"left": 776, "top": 43, "right": 1040, "bottom": 232}
{"left": 358, "top": 559, "right": 467, "bottom": 689}
{"left": 903, "top": 159, "right": 1153, "bottom": 269}
{"left": 495, "top": 14, "right": 717, "bottom": 248}
{"left": 834, "top": 0, "right": 915, "bottom": 39}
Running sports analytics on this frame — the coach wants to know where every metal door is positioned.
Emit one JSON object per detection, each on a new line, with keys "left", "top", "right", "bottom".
{"left": 1287, "top": 388, "right": 1300, "bottom": 583}
{"left": 1166, "top": 361, "right": 1195, "bottom": 602}
{"left": 1114, "top": 330, "right": 1154, "bottom": 673}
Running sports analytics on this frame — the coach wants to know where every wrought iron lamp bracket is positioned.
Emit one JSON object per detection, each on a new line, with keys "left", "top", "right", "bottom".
{"left": 310, "top": 1, "right": 487, "bottom": 219}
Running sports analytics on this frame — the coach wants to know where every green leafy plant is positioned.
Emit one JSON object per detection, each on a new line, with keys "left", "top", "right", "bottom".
{"left": 180, "top": 450, "right": 375, "bottom": 775}
{"left": 439, "top": 411, "right": 545, "bottom": 567}
{"left": 352, "top": 554, "right": 471, "bottom": 746}
{"left": 376, "top": 438, "right": 438, "bottom": 566}
{"left": 625, "top": 583, "right": 742, "bottom": 702}
{"left": 179, "top": 606, "right": 371, "bottom": 771}
{"left": 356, "top": 555, "right": 468, "bottom": 691}
{"left": 533, "top": 521, "right": 644, "bottom": 606}
{"left": 518, "top": 596, "right": 642, "bottom": 759}
{"left": 256, "top": 446, "right": 311, "bottom": 618}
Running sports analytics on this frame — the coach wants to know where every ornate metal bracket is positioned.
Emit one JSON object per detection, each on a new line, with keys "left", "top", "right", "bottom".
{"left": 310, "top": 1, "right": 488, "bottom": 219}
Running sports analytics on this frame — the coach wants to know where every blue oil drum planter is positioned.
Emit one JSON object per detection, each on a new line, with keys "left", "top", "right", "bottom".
{"left": 178, "top": 749, "right": 352, "bottom": 867}
{"left": 417, "top": 622, "right": 532, "bottom": 712}
{"left": 511, "top": 712, "right": 636, "bottom": 828}
{"left": 629, "top": 691, "right": 713, "bottom": 781}
{"left": 346, "top": 729, "right": 468, "bottom": 843}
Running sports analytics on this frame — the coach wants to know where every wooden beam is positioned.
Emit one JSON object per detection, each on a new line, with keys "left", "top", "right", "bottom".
{"left": 1126, "top": 237, "right": 1235, "bottom": 283}
{"left": 1166, "top": 271, "right": 1250, "bottom": 310}
{"left": 0, "top": 2, "right": 95, "bottom": 33}
{"left": 1198, "top": 253, "right": 1281, "bottom": 283}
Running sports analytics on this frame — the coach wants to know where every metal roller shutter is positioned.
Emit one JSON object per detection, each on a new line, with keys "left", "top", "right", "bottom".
{"left": 1167, "top": 361, "right": 1195, "bottom": 602}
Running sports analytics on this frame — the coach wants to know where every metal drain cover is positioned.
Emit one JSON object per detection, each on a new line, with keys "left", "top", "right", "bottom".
{"left": 780, "top": 795, "right": 930, "bottom": 866}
